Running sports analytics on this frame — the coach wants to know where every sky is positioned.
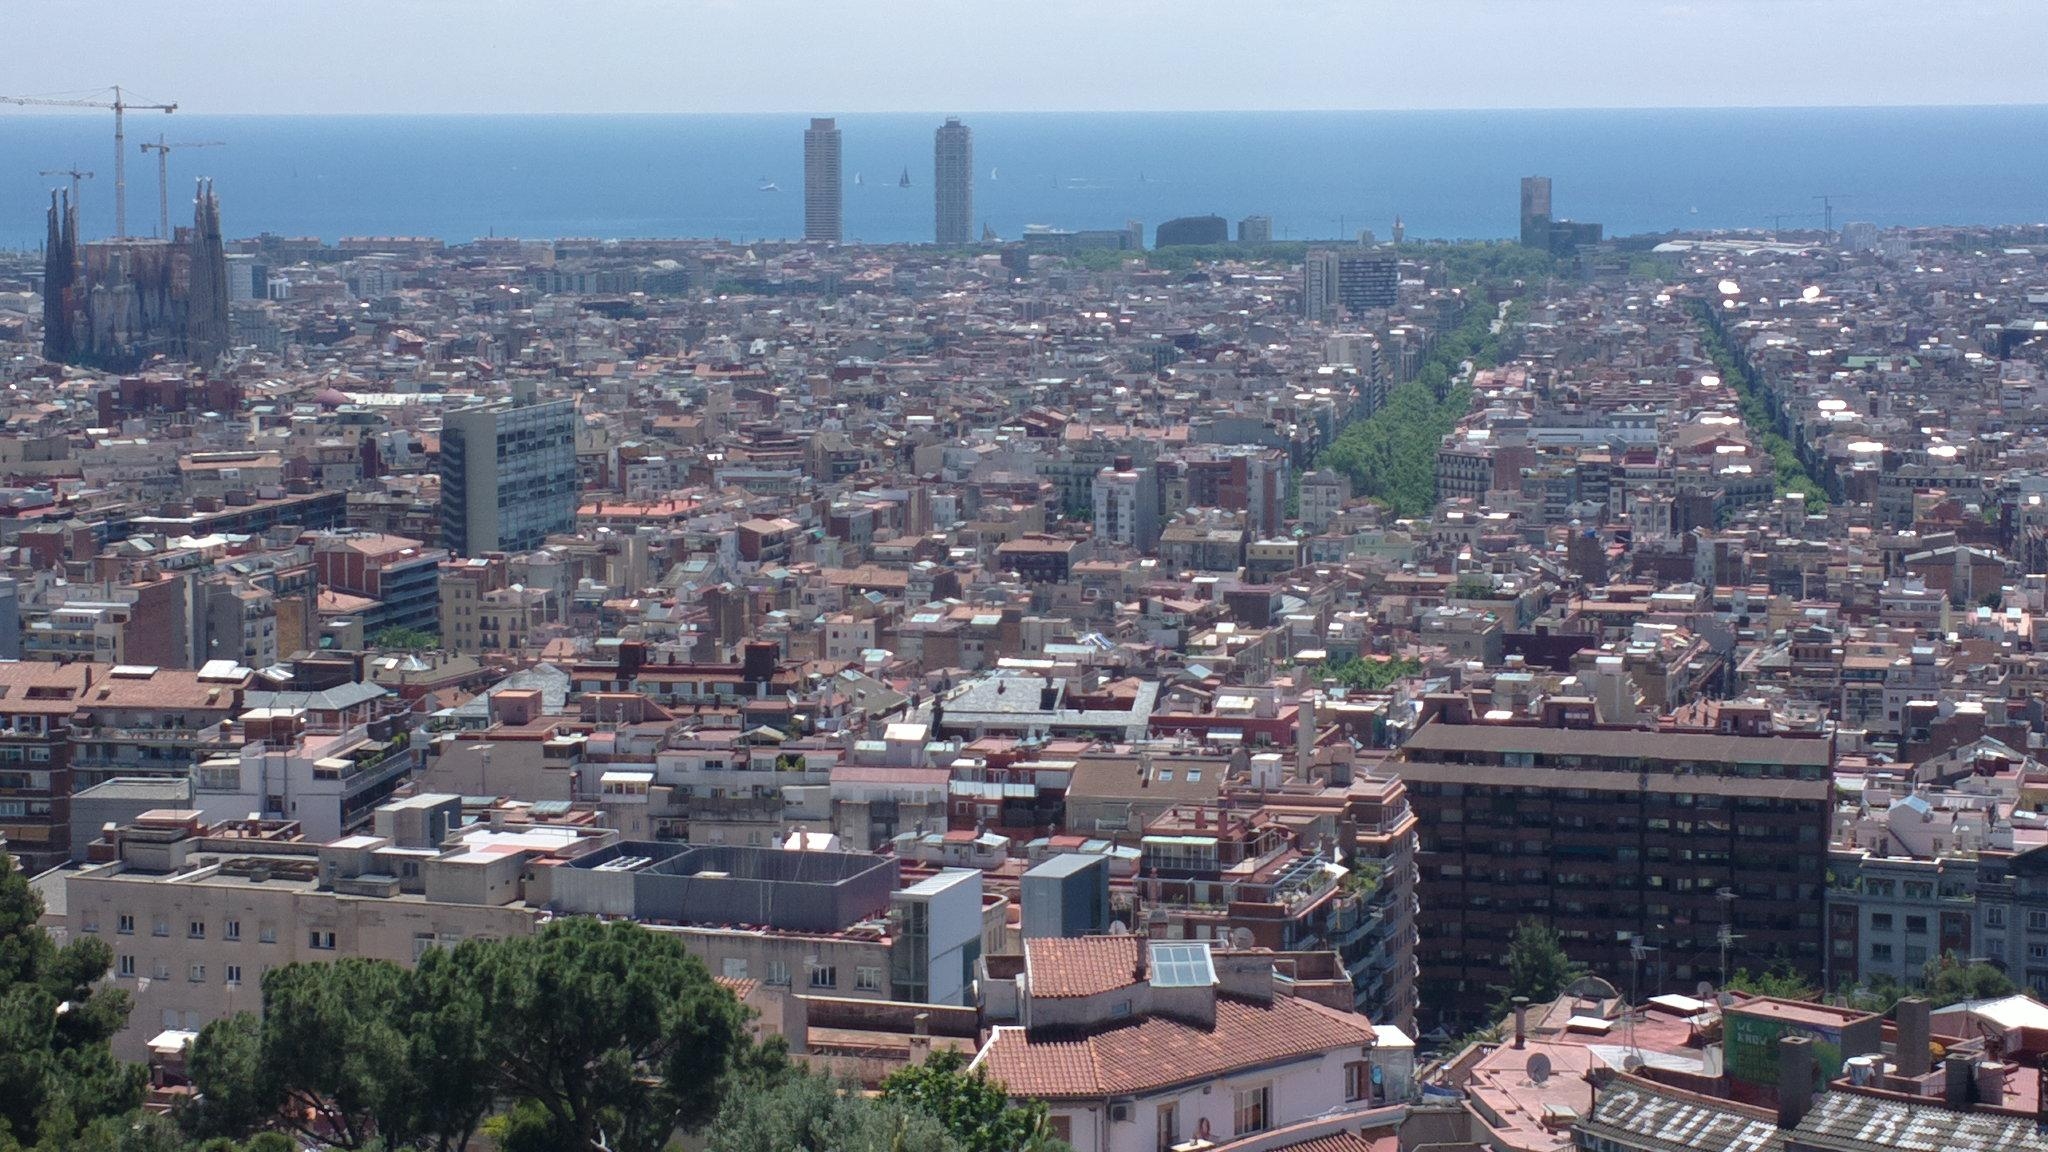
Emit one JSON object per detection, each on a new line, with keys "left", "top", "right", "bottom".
{"left": 7, "top": 0, "right": 2045, "bottom": 115}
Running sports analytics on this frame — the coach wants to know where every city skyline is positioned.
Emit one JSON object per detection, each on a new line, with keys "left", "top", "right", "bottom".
{"left": 6, "top": 0, "right": 2045, "bottom": 115}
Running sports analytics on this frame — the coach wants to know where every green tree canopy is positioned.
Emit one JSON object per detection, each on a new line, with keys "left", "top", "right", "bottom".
{"left": 880, "top": 1050, "right": 1065, "bottom": 1152}
{"left": 1922, "top": 956, "right": 2015, "bottom": 1007}
{"left": 367, "top": 627, "right": 436, "bottom": 651}
{"left": 0, "top": 853, "right": 146, "bottom": 1150}
{"left": 710, "top": 1070, "right": 961, "bottom": 1152}
{"left": 1726, "top": 966, "right": 1819, "bottom": 1002}
{"left": 1490, "top": 919, "right": 1587, "bottom": 1019}
{"left": 472, "top": 918, "right": 755, "bottom": 1152}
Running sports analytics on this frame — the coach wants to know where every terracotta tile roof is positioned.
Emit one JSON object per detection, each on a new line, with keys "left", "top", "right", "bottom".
{"left": 978, "top": 994, "right": 1377, "bottom": 1100}
{"left": 1025, "top": 935, "right": 1142, "bottom": 1000}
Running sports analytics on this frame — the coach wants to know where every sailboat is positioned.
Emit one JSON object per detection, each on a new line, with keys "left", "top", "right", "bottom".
{"left": 757, "top": 176, "right": 779, "bottom": 192}
{"left": 854, "top": 171, "right": 863, "bottom": 186}
{"left": 898, "top": 166, "right": 911, "bottom": 188}
{"left": 990, "top": 167, "right": 999, "bottom": 181}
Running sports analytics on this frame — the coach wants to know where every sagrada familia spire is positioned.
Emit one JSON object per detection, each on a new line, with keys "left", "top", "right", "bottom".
{"left": 185, "top": 178, "right": 230, "bottom": 367}
{"left": 40, "top": 178, "right": 230, "bottom": 371}
{"left": 41, "top": 190, "right": 78, "bottom": 365}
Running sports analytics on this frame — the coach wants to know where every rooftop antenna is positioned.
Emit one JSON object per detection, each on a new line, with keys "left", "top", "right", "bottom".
{"left": 1716, "top": 887, "right": 1743, "bottom": 985}
{"left": 1627, "top": 933, "right": 1657, "bottom": 1059}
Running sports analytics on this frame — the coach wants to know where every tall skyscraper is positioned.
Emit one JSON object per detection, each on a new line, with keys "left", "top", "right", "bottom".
{"left": 933, "top": 117, "right": 972, "bottom": 246}
{"left": 1519, "top": 176, "right": 1553, "bottom": 248}
{"left": 804, "top": 117, "right": 843, "bottom": 243}
{"left": 1237, "top": 214, "right": 1273, "bottom": 244}
{"left": 439, "top": 391, "right": 579, "bottom": 555}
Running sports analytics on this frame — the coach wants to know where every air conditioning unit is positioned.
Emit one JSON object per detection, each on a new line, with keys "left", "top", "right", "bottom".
{"left": 1109, "top": 1102, "right": 1132, "bottom": 1123}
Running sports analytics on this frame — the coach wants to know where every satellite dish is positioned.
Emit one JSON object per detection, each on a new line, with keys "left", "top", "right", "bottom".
{"left": 1622, "top": 1054, "right": 1646, "bottom": 1075}
{"left": 1108, "top": 920, "right": 1130, "bottom": 936}
{"left": 1232, "top": 927, "right": 1255, "bottom": 950}
{"left": 1526, "top": 1053, "right": 1553, "bottom": 1085}
{"left": 1696, "top": 981, "right": 1715, "bottom": 1001}
{"left": 1801, "top": 285, "right": 1821, "bottom": 301}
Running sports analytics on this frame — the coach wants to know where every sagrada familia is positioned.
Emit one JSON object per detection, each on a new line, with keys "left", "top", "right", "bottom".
{"left": 43, "top": 179, "right": 230, "bottom": 371}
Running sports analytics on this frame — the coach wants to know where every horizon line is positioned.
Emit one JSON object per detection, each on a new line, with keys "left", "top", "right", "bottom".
{"left": 7, "top": 102, "right": 2048, "bottom": 119}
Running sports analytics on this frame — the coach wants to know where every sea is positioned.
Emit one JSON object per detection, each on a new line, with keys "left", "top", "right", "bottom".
{"left": 3, "top": 107, "right": 2045, "bottom": 250}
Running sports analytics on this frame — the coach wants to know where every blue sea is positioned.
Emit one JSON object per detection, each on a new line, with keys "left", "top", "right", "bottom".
{"left": 3, "top": 108, "right": 2045, "bottom": 249}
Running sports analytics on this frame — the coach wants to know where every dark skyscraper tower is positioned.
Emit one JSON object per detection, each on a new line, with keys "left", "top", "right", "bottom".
{"left": 1519, "top": 176, "right": 1553, "bottom": 248}
{"left": 804, "top": 117, "right": 843, "bottom": 243}
{"left": 933, "top": 117, "right": 972, "bottom": 246}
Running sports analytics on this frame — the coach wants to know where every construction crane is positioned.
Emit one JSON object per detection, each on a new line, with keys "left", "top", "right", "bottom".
{"left": 139, "top": 137, "right": 223, "bottom": 239}
{"left": 38, "top": 167, "right": 93, "bottom": 213}
{"left": 1813, "top": 194, "right": 1852, "bottom": 240}
{"left": 0, "top": 86, "right": 176, "bottom": 239}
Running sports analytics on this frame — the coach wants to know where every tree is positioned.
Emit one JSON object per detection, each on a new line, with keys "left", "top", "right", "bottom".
{"left": 1490, "top": 919, "right": 1586, "bottom": 1018}
{"left": 472, "top": 918, "right": 754, "bottom": 1152}
{"left": 881, "top": 1050, "right": 1064, "bottom": 1152}
{"left": 252, "top": 958, "right": 413, "bottom": 1150}
{"left": 1726, "top": 966, "right": 1818, "bottom": 1001}
{"left": 710, "top": 1070, "right": 960, "bottom": 1152}
{"left": 183, "top": 1013, "right": 270, "bottom": 1141}
{"left": 0, "top": 853, "right": 146, "bottom": 1149}
{"left": 368, "top": 627, "right": 436, "bottom": 651}
{"left": 394, "top": 944, "right": 497, "bottom": 1152}
{"left": 1923, "top": 956, "right": 2015, "bottom": 1007}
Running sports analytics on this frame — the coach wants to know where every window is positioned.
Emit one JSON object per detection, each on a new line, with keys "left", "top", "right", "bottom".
{"left": 1989, "top": 907, "right": 2008, "bottom": 928}
{"left": 117, "top": 954, "right": 134, "bottom": 978}
{"left": 722, "top": 958, "right": 749, "bottom": 981}
{"left": 1346, "top": 1061, "right": 1373, "bottom": 1102}
{"left": 309, "top": 930, "right": 336, "bottom": 951}
{"left": 152, "top": 960, "right": 170, "bottom": 980}
{"left": 1871, "top": 943, "right": 1894, "bottom": 962}
{"left": 188, "top": 920, "right": 206, "bottom": 940}
{"left": 808, "top": 964, "right": 837, "bottom": 989}
{"left": 189, "top": 964, "right": 206, "bottom": 983}
{"left": 1871, "top": 913, "right": 1893, "bottom": 931}
{"left": 2030, "top": 911, "right": 2048, "bottom": 932}
{"left": 855, "top": 966, "right": 882, "bottom": 992}
{"left": 259, "top": 925, "right": 278, "bottom": 944}
{"left": 766, "top": 960, "right": 791, "bottom": 987}
{"left": 1905, "top": 916, "right": 1928, "bottom": 935}
{"left": 226, "top": 965, "right": 242, "bottom": 986}
{"left": 224, "top": 919, "right": 240, "bottom": 942}
{"left": 1233, "top": 1085, "right": 1270, "bottom": 1136}
{"left": 152, "top": 918, "right": 169, "bottom": 938}
{"left": 2030, "top": 943, "right": 2048, "bottom": 961}
{"left": 81, "top": 914, "right": 100, "bottom": 934}
{"left": 1048, "top": 1116, "right": 1072, "bottom": 1144}
{"left": 413, "top": 933, "right": 436, "bottom": 961}
{"left": 1157, "top": 1102, "right": 1179, "bottom": 1152}
{"left": 116, "top": 914, "right": 134, "bottom": 935}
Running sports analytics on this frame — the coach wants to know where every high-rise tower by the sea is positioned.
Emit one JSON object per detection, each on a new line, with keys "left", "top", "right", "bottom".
{"left": 803, "top": 117, "right": 843, "bottom": 242}
{"left": 933, "top": 117, "right": 972, "bottom": 245}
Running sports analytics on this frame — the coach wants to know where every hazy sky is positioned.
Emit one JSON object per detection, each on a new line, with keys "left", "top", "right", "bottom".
{"left": 10, "top": 0, "right": 2044, "bottom": 115}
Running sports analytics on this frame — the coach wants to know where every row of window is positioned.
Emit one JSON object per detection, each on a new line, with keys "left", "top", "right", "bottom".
{"left": 87, "top": 914, "right": 331, "bottom": 950}
{"left": 117, "top": 955, "right": 245, "bottom": 985}
{"left": 717, "top": 957, "right": 883, "bottom": 992}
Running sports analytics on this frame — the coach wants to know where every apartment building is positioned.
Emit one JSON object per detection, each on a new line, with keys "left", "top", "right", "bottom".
{"left": 0, "top": 661, "right": 92, "bottom": 871}
{"left": 1393, "top": 705, "right": 1831, "bottom": 1026}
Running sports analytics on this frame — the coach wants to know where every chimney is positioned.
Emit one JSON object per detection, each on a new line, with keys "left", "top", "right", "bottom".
{"left": 1894, "top": 996, "right": 1931, "bottom": 1078}
{"left": 1777, "top": 1036, "right": 1816, "bottom": 1129}
{"left": 1513, "top": 996, "right": 1530, "bottom": 1049}
{"left": 1943, "top": 1054, "right": 1974, "bottom": 1110}
{"left": 1297, "top": 690, "right": 1317, "bottom": 779}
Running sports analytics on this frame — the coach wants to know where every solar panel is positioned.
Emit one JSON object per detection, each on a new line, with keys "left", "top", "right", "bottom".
{"left": 1148, "top": 941, "right": 1216, "bottom": 988}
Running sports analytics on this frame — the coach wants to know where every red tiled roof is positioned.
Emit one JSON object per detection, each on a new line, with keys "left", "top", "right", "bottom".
{"left": 1025, "top": 936, "right": 1141, "bottom": 1000}
{"left": 979, "top": 994, "right": 1378, "bottom": 1099}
